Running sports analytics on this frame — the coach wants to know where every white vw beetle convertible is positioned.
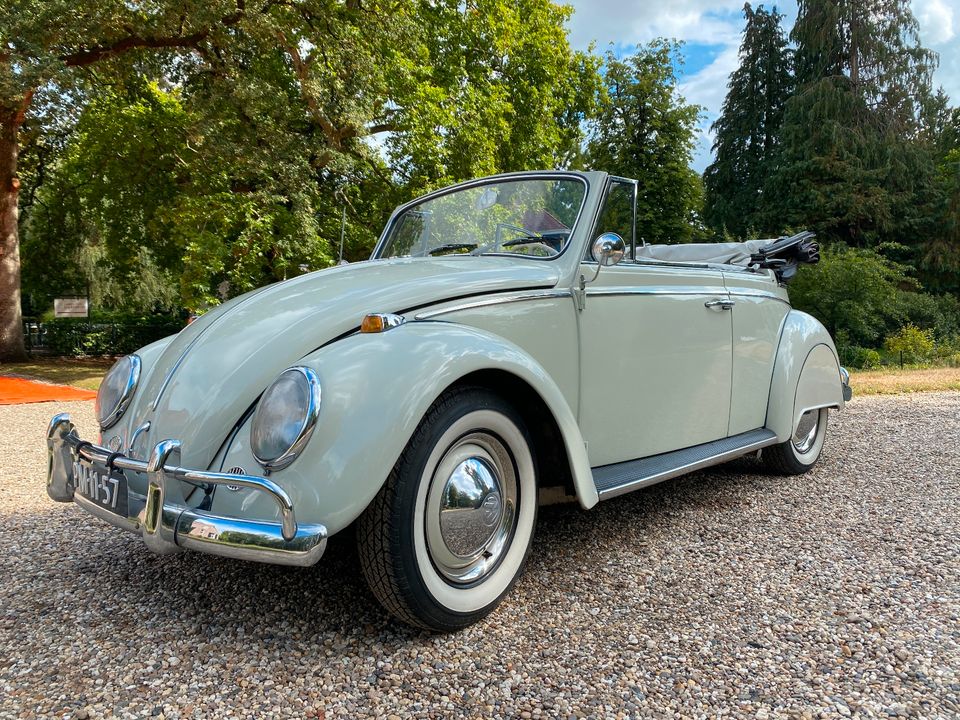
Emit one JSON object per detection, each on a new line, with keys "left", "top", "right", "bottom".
{"left": 47, "top": 171, "right": 851, "bottom": 631}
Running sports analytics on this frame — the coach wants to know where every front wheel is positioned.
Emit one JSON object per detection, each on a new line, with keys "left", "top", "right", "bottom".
{"left": 762, "top": 408, "right": 829, "bottom": 475}
{"left": 358, "top": 387, "right": 538, "bottom": 631}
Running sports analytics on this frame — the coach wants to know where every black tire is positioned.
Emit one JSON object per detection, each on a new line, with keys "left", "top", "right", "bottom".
{"left": 762, "top": 408, "right": 829, "bottom": 475}
{"left": 357, "top": 387, "right": 538, "bottom": 632}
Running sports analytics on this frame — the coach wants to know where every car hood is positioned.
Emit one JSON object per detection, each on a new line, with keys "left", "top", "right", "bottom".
{"left": 131, "top": 257, "right": 562, "bottom": 469}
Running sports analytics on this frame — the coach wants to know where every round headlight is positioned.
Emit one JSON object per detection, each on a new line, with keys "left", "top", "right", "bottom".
{"left": 251, "top": 367, "right": 321, "bottom": 470}
{"left": 95, "top": 355, "right": 141, "bottom": 430}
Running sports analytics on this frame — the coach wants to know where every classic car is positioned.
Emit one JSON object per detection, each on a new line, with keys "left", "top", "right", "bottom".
{"left": 47, "top": 171, "right": 851, "bottom": 631}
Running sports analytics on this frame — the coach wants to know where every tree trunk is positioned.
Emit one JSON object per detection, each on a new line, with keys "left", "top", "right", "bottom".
{"left": 0, "top": 107, "right": 26, "bottom": 361}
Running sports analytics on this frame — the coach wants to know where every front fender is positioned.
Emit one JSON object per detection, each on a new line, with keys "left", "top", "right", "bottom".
{"left": 214, "top": 322, "right": 595, "bottom": 536}
{"left": 767, "top": 311, "right": 846, "bottom": 442}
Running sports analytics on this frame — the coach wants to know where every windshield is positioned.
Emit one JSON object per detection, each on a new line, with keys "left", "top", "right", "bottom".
{"left": 377, "top": 177, "right": 588, "bottom": 259}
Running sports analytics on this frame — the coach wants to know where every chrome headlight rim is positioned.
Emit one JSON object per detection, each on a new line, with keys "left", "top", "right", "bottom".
{"left": 96, "top": 354, "right": 142, "bottom": 430}
{"left": 251, "top": 366, "right": 322, "bottom": 471}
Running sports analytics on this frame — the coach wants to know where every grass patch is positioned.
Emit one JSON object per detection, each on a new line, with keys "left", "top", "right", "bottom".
{"left": 0, "top": 358, "right": 111, "bottom": 391}
{"left": 3, "top": 358, "right": 958, "bottom": 397}
{"left": 849, "top": 366, "right": 960, "bottom": 396}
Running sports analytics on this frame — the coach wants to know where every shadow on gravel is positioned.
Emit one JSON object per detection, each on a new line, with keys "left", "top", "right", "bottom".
{"left": 20, "top": 455, "right": 785, "bottom": 646}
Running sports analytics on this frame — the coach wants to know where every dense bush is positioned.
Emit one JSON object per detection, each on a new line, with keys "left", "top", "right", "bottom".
{"left": 36, "top": 314, "right": 183, "bottom": 357}
{"left": 790, "top": 247, "right": 960, "bottom": 366}
{"left": 884, "top": 325, "right": 935, "bottom": 362}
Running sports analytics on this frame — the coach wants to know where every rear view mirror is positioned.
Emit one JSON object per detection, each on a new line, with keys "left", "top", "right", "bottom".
{"left": 591, "top": 233, "right": 626, "bottom": 266}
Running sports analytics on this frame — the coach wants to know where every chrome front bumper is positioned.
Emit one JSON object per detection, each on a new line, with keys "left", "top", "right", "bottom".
{"left": 46, "top": 413, "right": 327, "bottom": 567}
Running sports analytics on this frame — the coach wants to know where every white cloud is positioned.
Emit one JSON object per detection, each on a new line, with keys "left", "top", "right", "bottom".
{"left": 566, "top": 0, "right": 960, "bottom": 172}
{"left": 565, "top": 0, "right": 745, "bottom": 50}
{"left": 915, "top": 0, "right": 956, "bottom": 44}
{"left": 678, "top": 45, "right": 740, "bottom": 171}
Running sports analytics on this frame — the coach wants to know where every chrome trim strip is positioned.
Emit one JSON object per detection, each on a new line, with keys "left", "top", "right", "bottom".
{"left": 127, "top": 420, "right": 151, "bottom": 456}
{"left": 373, "top": 171, "right": 591, "bottom": 262}
{"left": 414, "top": 289, "right": 574, "bottom": 320}
{"left": 152, "top": 287, "right": 271, "bottom": 411}
{"left": 727, "top": 290, "right": 791, "bottom": 306}
{"left": 581, "top": 287, "right": 790, "bottom": 305}
{"left": 584, "top": 288, "right": 727, "bottom": 298}
{"left": 152, "top": 331, "right": 207, "bottom": 410}
{"left": 595, "top": 432, "right": 779, "bottom": 501}
{"left": 46, "top": 414, "right": 327, "bottom": 566}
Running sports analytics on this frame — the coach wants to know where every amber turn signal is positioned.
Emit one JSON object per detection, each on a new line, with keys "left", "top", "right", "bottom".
{"left": 360, "top": 313, "right": 406, "bottom": 333}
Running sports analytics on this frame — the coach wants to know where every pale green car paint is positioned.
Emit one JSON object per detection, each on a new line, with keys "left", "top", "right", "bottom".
{"left": 213, "top": 322, "right": 597, "bottom": 534}
{"left": 98, "top": 170, "right": 845, "bottom": 544}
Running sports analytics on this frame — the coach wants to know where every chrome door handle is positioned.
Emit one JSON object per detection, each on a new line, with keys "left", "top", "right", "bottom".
{"left": 705, "top": 299, "right": 736, "bottom": 311}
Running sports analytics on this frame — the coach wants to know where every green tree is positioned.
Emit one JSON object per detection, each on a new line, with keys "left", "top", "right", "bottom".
{"left": 767, "top": 0, "right": 940, "bottom": 247}
{"left": 704, "top": 3, "right": 793, "bottom": 238}
{"left": 921, "top": 147, "right": 960, "bottom": 294}
{"left": 6, "top": 0, "right": 602, "bottom": 341}
{"left": 584, "top": 41, "right": 704, "bottom": 244}
{"left": 788, "top": 246, "right": 908, "bottom": 346}
{"left": 388, "top": 0, "right": 602, "bottom": 192}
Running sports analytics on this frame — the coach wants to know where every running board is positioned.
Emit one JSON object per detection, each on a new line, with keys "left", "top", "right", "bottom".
{"left": 593, "top": 428, "right": 778, "bottom": 501}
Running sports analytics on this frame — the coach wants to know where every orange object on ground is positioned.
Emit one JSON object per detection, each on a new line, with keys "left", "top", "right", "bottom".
{"left": 0, "top": 376, "right": 97, "bottom": 405}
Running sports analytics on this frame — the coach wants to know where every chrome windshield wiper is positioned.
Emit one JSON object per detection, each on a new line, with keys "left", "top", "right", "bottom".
{"left": 428, "top": 243, "right": 478, "bottom": 256}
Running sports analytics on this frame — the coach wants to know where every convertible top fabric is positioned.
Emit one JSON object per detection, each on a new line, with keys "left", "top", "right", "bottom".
{"left": 633, "top": 239, "right": 774, "bottom": 267}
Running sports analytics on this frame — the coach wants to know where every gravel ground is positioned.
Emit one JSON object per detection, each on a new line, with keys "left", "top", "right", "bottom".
{"left": 1, "top": 394, "right": 958, "bottom": 719}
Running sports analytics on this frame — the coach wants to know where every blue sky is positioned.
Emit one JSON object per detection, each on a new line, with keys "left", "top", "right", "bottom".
{"left": 565, "top": 0, "right": 960, "bottom": 171}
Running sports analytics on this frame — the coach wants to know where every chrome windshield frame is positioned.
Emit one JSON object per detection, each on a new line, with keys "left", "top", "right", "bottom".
{"left": 372, "top": 171, "right": 592, "bottom": 263}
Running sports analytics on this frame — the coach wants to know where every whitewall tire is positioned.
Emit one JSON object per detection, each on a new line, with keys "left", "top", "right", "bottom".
{"left": 358, "top": 387, "right": 538, "bottom": 631}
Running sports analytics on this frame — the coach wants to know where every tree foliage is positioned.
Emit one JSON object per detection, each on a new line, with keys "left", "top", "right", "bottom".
{"left": 768, "top": 0, "right": 940, "bottom": 247}
{"left": 704, "top": 3, "right": 793, "bottom": 238}
{"left": 7, "top": 0, "right": 603, "bottom": 329}
{"left": 584, "top": 41, "right": 705, "bottom": 244}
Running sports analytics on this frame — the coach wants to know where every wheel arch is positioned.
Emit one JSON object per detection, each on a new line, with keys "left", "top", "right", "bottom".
{"left": 444, "top": 368, "right": 580, "bottom": 504}
{"left": 766, "top": 310, "right": 846, "bottom": 442}
{"left": 213, "top": 321, "right": 596, "bottom": 538}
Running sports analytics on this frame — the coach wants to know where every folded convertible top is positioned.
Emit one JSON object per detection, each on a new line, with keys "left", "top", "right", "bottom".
{"left": 632, "top": 231, "right": 820, "bottom": 283}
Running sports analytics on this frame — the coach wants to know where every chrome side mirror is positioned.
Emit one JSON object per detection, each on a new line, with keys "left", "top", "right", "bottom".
{"left": 591, "top": 233, "right": 626, "bottom": 266}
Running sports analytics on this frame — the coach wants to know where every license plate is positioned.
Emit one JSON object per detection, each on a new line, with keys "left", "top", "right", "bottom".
{"left": 73, "top": 460, "right": 129, "bottom": 518}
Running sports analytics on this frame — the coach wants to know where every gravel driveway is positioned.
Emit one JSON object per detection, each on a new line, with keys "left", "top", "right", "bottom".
{"left": 1, "top": 394, "right": 958, "bottom": 719}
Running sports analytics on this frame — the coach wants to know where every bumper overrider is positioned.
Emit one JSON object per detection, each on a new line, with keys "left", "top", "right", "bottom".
{"left": 840, "top": 367, "right": 853, "bottom": 402}
{"left": 46, "top": 413, "right": 327, "bottom": 567}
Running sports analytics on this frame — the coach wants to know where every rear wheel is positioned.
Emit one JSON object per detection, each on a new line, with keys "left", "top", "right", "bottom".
{"left": 762, "top": 408, "right": 829, "bottom": 475}
{"left": 357, "top": 387, "right": 537, "bottom": 632}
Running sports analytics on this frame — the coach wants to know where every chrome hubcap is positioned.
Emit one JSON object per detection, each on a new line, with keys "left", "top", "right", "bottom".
{"left": 439, "top": 457, "right": 503, "bottom": 558}
{"left": 425, "top": 433, "right": 517, "bottom": 585}
{"left": 793, "top": 410, "right": 820, "bottom": 454}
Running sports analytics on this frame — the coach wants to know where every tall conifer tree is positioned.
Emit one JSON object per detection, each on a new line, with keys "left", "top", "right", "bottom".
{"left": 703, "top": 4, "right": 792, "bottom": 238}
{"left": 768, "top": 0, "right": 938, "bottom": 246}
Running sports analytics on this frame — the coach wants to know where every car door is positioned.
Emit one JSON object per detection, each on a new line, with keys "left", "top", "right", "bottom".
{"left": 575, "top": 178, "right": 733, "bottom": 467}
{"left": 578, "top": 261, "right": 735, "bottom": 467}
{"left": 722, "top": 268, "right": 792, "bottom": 436}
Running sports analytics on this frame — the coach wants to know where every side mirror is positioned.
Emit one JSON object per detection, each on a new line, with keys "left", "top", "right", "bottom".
{"left": 591, "top": 233, "right": 626, "bottom": 266}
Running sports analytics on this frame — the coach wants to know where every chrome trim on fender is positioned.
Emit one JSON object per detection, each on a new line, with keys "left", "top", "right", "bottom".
{"left": 584, "top": 288, "right": 727, "bottom": 298}
{"left": 46, "top": 414, "right": 327, "bottom": 567}
{"left": 727, "top": 290, "right": 792, "bottom": 306}
{"left": 414, "top": 289, "right": 574, "bottom": 320}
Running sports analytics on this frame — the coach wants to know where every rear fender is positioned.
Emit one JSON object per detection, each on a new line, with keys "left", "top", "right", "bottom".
{"left": 767, "top": 311, "right": 846, "bottom": 442}
{"left": 214, "top": 322, "right": 595, "bottom": 536}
